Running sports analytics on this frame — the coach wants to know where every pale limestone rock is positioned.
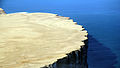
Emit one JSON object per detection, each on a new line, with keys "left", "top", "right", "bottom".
{"left": 0, "top": 8, "right": 6, "bottom": 14}
{"left": 0, "top": 12, "right": 88, "bottom": 68}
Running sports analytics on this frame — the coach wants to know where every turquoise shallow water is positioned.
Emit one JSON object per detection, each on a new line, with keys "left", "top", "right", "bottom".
{"left": 0, "top": 0, "right": 120, "bottom": 68}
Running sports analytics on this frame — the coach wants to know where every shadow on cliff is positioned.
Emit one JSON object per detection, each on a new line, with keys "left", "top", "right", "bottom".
{"left": 43, "top": 39, "right": 88, "bottom": 68}
{"left": 87, "top": 35, "right": 117, "bottom": 68}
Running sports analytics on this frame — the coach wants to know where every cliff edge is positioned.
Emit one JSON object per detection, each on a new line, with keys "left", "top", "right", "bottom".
{"left": 0, "top": 11, "right": 88, "bottom": 68}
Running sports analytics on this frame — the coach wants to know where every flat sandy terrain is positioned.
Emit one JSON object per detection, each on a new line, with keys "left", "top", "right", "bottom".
{"left": 0, "top": 13, "right": 88, "bottom": 68}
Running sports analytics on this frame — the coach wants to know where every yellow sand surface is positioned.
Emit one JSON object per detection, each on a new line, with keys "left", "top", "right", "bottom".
{"left": 0, "top": 12, "right": 88, "bottom": 68}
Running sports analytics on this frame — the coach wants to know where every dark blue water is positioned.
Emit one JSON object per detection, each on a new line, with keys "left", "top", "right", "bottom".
{"left": 0, "top": 0, "right": 120, "bottom": 68}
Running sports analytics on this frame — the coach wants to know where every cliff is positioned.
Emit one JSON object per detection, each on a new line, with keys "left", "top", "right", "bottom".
{"left": 43, "top": 40, "right": 88, "bottom": 68}
{"left": 0, "top": 11, "right": 88, "bottom": 68}
{"left": 0, "top": 8, "right": 6, "bottom": 14}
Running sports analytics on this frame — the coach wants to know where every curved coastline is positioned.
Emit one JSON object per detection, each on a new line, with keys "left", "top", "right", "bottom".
{"left": 0, "top": 9, "right": 88, "bottom": 68}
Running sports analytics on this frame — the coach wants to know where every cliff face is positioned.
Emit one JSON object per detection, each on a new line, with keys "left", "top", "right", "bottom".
{"left": 0, "top": 11, "right": 88, "bottom": 68}
{"left": 43, "top": 39, "right": 88, "bottom": 68}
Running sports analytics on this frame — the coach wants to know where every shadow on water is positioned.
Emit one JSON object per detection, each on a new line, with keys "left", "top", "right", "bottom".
{"left": 0, "top": 0, "right": 3, "bottom": 7}
{"left": 42, "top": 35, "right": 117, "bottom": 68}
{"left": 87, "top": 35, "right": 117, "bottom": 68}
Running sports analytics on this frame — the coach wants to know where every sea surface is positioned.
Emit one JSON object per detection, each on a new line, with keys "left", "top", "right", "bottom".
{"left": 0, "top": 0, "right": 120, "bottom": 68}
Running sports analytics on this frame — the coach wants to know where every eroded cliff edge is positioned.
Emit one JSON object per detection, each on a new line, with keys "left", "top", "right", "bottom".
{"left": 0, "top": 9, "right": 88, "bottom": 68}
{"left": 43, "top": 40, "right": 88, "bottom": 68}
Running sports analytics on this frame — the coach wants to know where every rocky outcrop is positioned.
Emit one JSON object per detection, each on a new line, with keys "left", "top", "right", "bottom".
{"left": 0, "top": 8, "right": 6, "bottom": 14}
{"left": 0, "top": 10, "right": 88, "bottom": 68}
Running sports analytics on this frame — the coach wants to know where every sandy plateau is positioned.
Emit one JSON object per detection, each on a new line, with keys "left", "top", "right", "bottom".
{"left": 0, "top": 12, "right": 88, "bottom": 68}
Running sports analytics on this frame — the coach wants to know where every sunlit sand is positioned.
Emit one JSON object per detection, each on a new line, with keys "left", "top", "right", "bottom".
{"left": 0, "top": 10, "right": 88, "bottom": 68}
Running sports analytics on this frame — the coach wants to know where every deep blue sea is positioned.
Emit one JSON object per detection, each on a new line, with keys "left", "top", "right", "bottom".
{"left": 0, "top": 0, "right": 120, "bottom": 68}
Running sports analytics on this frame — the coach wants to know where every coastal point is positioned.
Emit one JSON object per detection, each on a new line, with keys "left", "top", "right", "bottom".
{"left": 0, "top": 9, "right": 88, "bottom": 68}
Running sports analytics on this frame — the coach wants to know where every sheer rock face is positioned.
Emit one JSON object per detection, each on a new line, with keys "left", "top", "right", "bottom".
{"left": 0, "top": 12, "right": 88, "bottom": 68}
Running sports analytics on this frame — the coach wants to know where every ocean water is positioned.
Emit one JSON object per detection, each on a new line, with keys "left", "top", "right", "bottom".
{"left": 0, "top": 0, "right": 120, "bottom": 68}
